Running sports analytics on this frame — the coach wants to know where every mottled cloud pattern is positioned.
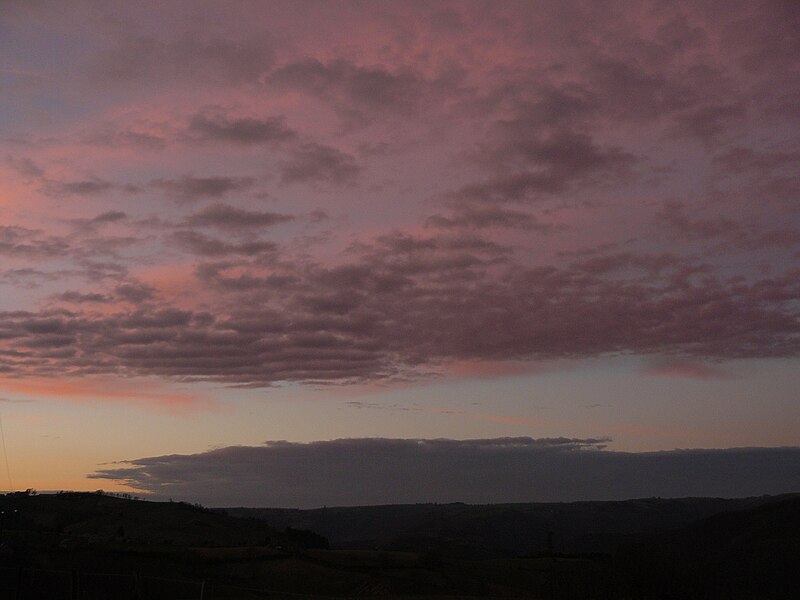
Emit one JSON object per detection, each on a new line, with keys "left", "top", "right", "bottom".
{"left": 1, "top": 0, "right": 799, "bottom": 389}
{"left": 90, "top": 438, "right": 800, "bottom": 507}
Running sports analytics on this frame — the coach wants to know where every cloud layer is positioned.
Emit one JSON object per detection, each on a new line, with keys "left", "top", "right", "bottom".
{"left": 90, "top": 438, "right": 800, "bottom": 507}
{"left": 2, "top": 242, "right": 798, "bottom": 385}
{"left": 1, "top": 0, "right": 799, "bottom": 390}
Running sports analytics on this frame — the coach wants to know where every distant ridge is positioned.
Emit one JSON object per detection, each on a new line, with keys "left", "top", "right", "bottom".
{"left": 223, "top": 493, "right": 800, "bottom": 558}
{"left": 1, "top": 491, "right": 796, "bottom": 598}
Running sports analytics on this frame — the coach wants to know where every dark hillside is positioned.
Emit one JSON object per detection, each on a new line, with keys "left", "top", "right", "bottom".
{"left": 0, "top": 492, "right": 796, "bottom": 599}
{"left": 614, "top": 496, "right": 800, "bottom": 599}
{"left": 224, "top": 494, "right": 796, "bottom": 558}
{"left": 0, "top": 491, "right": 278, "bottom": 548}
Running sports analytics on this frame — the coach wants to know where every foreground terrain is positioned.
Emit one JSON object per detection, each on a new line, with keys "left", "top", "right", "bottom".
{"left": 0, "top": 491, "right": 797, "bottom": 599}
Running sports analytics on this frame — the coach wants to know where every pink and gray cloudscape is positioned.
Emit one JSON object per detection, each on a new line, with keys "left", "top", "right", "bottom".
{"left": 0, "top": 1, "right": 798, "bottom": 504}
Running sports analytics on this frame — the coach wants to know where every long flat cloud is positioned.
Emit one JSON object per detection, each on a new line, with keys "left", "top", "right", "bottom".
{"left": 89, "top": 438, "right": 800, "bottom": 507}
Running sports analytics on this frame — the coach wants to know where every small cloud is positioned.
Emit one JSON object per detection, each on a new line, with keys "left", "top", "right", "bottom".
{"left": 47, "top": 178, "right": 114, "bottom": 196}
{"left": 670, "top": 103, "right": 747, "bottom": 143}
{"left": 188, "top": 112, "right": 296, "bottom": 145}
{"left": 66, "top": 211, "right": 128, "bottom": 232}
{"left": 185, "top": 203, "right": 293, "bottom": 230}
{"left": 0, "top": 225, "right": 70, "bottom": 258}
{"left": 114, "top": 282, "right": 156, "bottom": 303}
{"left": 171, "top": 230, "right": 277, "bottom": 256}
{"left": 6, "top": 156, "right": 44, "bottom": 179}
{"left": 58, "top": 291, "right": 113, "bottom": 304}
{"left": 427, "top": 204, "right": 564, "bottom": 232}
{"left": 280, "top": 143, "right": 360, "bottom": 186}
{"left": 90, "top": 211, "right": 127, "bottom": 224}
{"left": 151, "top": 176, "right": 255, "bottom": 201}
{"left": 308, "top": 209, "right": 329, "bottom": 222}
{"left": 642, "top": 359, "right": 726, "bottom": 379}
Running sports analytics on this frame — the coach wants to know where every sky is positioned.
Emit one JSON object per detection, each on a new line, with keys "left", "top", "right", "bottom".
{"left": 0, "top": 0, "right": 799, "bottom": 507}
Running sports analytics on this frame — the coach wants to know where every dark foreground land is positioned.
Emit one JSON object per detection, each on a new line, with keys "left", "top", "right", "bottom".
{"left": 0, "top": 491, "right": 797, "bottom": 599}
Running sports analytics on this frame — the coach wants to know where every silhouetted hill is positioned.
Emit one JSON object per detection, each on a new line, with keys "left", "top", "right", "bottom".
{"left": 0, "top": 491, "right": 796, "bottom": 598}
{"left": 0, "top": 491, "right": 280, "bottom": 548}
{"left": 224, "top": 494, "right": 798, "bottom": 558}
{"left": 615, "top": 496, "right": 800, "bottom": 599}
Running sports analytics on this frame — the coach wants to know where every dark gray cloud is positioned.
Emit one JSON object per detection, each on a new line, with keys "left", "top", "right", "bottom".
{"left": 194, "top": 261, "right": 298, "bottom": 293}
{"left": 58, "top": 291, "right": 112, "bottom": 304}
{"left": 426, "top": 204, "right": 564, "bottom": 232}
{"left": 0, "top": 268, "right": 61, "bottom": 288}
{"left": 720, "top": 0, "right": 800, "bottom": 75}
{"left": 487, "top": 128, "right": 633, "bottom": 176}
{"left": 185, "top": 203, "right": 293, "bottom": 230}
{"left": 171, "top": 230, "right": 277, "bottom": 257}
{"left": 451, "top": 130, "right": 636, "bottom": 204}
{"left": 89, "top": 438, "right": 800, "bottom": 507}
{"left": 46, "top": 178, "right": 115, "bottom": 197}
{"left": 670, "top": 102, "right": 748, "bottom": 143}
{"left": 114, "top": 281, "right": 156, "bottom": 303}
{"left": 0, "top": 226, "right": 70, "bottom": 259}
{"left": 150, "top": 176, "right": 255, "bottom": 201}
{"left": 66, "top": 211, "right": 128, "bottom": 233}
{"left": 188, "top": 112, "right": 296, "bottom": 145}
{"left": 280, "top": 143, "right": 360, "bottom": 186}
{"left": 90, "top": 211, "right": 127, "bottom": 224}
{"left": 709, "top": 145, "right": 800, "bottom": 212}
{"left": 73, "top": 236, "right": 142, "bottom": 261}
{"left": 8, "top": 159, "right": 131, "bottom": 199}
{"left": 656, "top": 201, "right": 800, "bottom": 250}
{"left": 656, "top": 201, "right": 739, "bottom": 241}
{"left": 424, "top": 6, "right": 756, "bottom": 210}
{"left": 269, "top": 58, "right": 443, "bottom": 124}
{"left": 5, "top": 156, "right": 44, "bottom": 179}
{"left": 3, "top": 232, "right": 799, "bottom": 385}
{"left": 77, "top": 259, "right": 129, "bottom": 282}
{"left": 582, "top": 58, "right": 700, "bottom": 122}
{"left": 713, "top": 146, "right": 800, "bottom": 177}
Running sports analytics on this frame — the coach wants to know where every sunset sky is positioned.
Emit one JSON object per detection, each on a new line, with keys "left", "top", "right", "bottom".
{"left": 1, "top": 1, "right": 799, "bottom": 506}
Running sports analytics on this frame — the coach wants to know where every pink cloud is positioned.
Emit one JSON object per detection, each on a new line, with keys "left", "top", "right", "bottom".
{"left": 0, "top": 377, "right": 212, "bottom": 414}
{"left": 0, "top": 0, "right": 798, "bottom": 395}
{"left": 443, "top": 360, "right": 544, "bottom": 379}
{"left": 642, "top": 360, "right": 727, "bottom": 379}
